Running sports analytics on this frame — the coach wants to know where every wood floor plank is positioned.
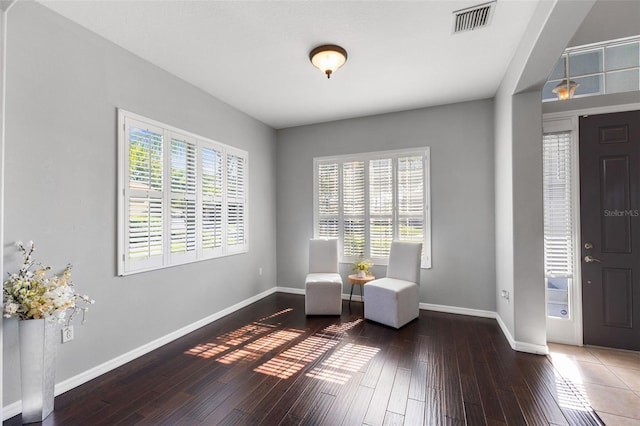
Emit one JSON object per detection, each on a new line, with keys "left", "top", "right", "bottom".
{"left": 337, "top": 385, "right": 374, "bottom": 426}
{"left": 3, "top": 293, "right": 605, "bottom": 426}
{"left": 387, "top": 367, "right": 411, "bottom": 415}
{"left": 408, "top": 360, "right": 427, "bottom": 402}
{"left": 382, "top": 411, "right": 404, "bottom": 425}
{"left": 404, "top": 398, "right": 426, "bottom": 425}
{"left": 363, "top": 344, "right": 402, "bottom": 425}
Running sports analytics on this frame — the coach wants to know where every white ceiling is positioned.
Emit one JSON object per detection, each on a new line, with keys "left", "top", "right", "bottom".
{"left": 37, "top": 0, "right": 542, "bottom": 129}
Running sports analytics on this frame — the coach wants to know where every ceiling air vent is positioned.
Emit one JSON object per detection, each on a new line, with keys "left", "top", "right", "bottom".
{"left": 453, "top": 1, "right": 496, "bottom": 33}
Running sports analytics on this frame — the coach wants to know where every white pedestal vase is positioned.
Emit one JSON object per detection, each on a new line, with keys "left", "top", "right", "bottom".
{"left": 19, "top": 318, "right": 57, "bottom": 424}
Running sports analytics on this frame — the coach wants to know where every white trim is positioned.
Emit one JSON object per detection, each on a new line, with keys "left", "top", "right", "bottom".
{"left": 544, "top": 102, "right": 640, "bottom": 121}
{"left": 495, "top": 314, "right": 549, "bottom": 355}
{"left": 543, "top": 102, "right": 640, "bottom": 346}
{"left": 0, "top": 2, "right": 20, "bottom": 420}
{"left": 2, "top": 287, "right": 550, "bottom": 419}
{"left": 275, "top": 286, "right": 305, "bottom": 296}
{"left": 419, "top": 302, "right": 495, "bottom": 319}
{"left": 118, "top": 109, "right": 248, "bottom": 276}
{"left": 2, "top": 287, "right": 277, "bottom": 421}
{"left": 313, "top": 147, "right": 432, "bottom": 268}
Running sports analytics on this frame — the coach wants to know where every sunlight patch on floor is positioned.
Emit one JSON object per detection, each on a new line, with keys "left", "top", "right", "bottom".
{"left": 217, "top": 329, "right": 304, "bottom": 365}
{"left": 254, "top": 336, "right": 338, "bottom": 379}
{"left": 184, "top": 308, "right": 291, "bottom": 358}
{"left": 306, "top": 343, "right": 380, "bottom": 384}
{"left": 183, "top": 307, "right": 376, "bottom": 385}
{"left": 185, "top": 342, "right": 230, "bottom": 359}
{"left": 550, "top": 353, "right": 594, "bottom": 412}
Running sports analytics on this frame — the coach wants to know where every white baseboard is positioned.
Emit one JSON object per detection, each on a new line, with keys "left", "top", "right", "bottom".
{"left": 419, "top": 302, "right": 496, "bottom": 319}
{"left": 279, "top": 287, "right": 548, "bottom": 354}
{"left": 2, "top": 287, "right": 277, "bottom": 421}
{"left": 495, "top": 313, "right": 548, "bottom": 355}
{"left": 276, "top": 286, "right": 363, "bottom": 302}
{"left": 3, "top": 286, "right": 548, "bottom": 420}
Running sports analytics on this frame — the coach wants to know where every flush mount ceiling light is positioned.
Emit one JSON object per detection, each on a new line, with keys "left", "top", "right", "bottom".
{"left": 309, "top": 45, "right": 347, "bottom": 79}
{"left": 552, "top": 79, "right": 579, "bottom": 100}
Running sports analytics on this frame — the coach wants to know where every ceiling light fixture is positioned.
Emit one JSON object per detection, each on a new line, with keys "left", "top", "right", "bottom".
{"left": 309, "top": 45, "right": 347, "bottom": 79}
{"left": 552, "top": 79, "right": 579, "bottom": 100}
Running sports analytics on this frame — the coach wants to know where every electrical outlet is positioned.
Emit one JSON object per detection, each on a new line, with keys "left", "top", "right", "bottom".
{"left": 62, "top": 326, "right": 74, "bottom": 343}
{"left": 501, "top": 290, "right": 510, "bottom": 302}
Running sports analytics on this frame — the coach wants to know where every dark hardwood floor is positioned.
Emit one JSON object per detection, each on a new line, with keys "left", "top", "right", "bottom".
{"left": 5, "top": 293, "right": 603, "bottom": 425}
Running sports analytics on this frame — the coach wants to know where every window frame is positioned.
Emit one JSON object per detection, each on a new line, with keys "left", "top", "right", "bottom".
{"left": 542, "top": 118, "right": 578, "bottom": 321}
{"left": 313, "top": 147, "right": 431, "bottom": 269}
{"left": 118, "top": 109, "right": 248, "bottom": 276}
{"left": 543, "top": 35, "right": 640, "bottom": 102}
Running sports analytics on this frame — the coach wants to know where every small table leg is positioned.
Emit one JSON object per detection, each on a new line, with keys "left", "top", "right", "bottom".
{"left": 349, "top": 284, "right": 355, "bottom": 308}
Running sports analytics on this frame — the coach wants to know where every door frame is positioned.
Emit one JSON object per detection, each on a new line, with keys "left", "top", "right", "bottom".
{"left": 543, "top": 101, "right": 640, "bottom": 346}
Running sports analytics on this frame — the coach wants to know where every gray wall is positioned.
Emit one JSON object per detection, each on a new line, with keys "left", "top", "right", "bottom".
{"left": 2, "top": 1, "right": 277, "bottom": 406}
{"left": 494, "top": 0, "right": 595, "bottom": 350}
{"left": 276, "top": 100, "right": 496, "bottom": 312}
{"left": 569, "top": 0, "right": 640, "bottom": 49}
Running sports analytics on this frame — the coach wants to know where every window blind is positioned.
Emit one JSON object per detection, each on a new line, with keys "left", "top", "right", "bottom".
{"left": 317, "top": 163, "right": 340, "bottom": 239}
{"left": 201, "top": 146, "right": 223, "bottom": 251}
{"left": 369, "top": 158, "right": 393, "bottom": 258}
{"left": 314, "top": 148, "right": 431, "bottom": 266}
{"left": 170, "top": 135, "right": 197, "bottom": 258}
{"left": 118, "top": 110, "right": 248, "bottom": 275}
{"left": 543, "top": 131, "right": 574, "bottom": 278}
{"left": 343, "top": 161, "right": 365, "bottom": 257}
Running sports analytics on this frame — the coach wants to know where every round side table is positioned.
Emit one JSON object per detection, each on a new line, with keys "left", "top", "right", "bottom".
{"left": 347, "top": 274, "right": 375, "bottom": 308}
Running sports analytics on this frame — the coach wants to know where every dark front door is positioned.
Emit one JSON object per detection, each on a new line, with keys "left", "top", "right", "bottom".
{"left": 580, "top": 110, "right": 640, "bottom": 351}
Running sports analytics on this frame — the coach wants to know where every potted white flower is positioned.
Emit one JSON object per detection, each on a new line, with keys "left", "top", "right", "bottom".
{"left": 3, "top": 241, "right": 94, "bottom": 423}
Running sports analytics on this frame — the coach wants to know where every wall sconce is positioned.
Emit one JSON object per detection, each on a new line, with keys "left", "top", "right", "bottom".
{"left": 552, "top": 79, "right": 579, "bottom": 100}
{"left": 309, "top": 45, "right": 347, "bottom": 79}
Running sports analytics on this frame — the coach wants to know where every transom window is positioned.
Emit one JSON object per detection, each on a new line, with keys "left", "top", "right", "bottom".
{"left": 118, "top": 109, "right": 248, "bottom": 275}
{"left": 543, "top": 36, "right": 640, "bottom": 102}
{"left": 314, "top": 148, "right": 431, "bottom": 267}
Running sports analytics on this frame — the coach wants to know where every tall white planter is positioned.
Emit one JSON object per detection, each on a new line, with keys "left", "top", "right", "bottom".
{"left": 19, "top": 318, "right": 57, "bottom": 423}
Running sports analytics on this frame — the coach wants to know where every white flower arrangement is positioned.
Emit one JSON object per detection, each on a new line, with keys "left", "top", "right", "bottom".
{"left": 3, "top": 241, "right": 94, "bottom": 324}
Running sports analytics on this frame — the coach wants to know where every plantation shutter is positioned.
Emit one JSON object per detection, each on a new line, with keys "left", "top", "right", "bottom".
{"left": 543, "top": 131, "right": 574, "bottom": 278}
{"left": 313, "top": 148, "right": 431, "bottom": 268}
{"left": 317, "top": 163, "right": 340, "bottom": 239}
{"left": 369, "top": 158, "right": 393, "bottom": 258}
{"left": 227, "top": 151, "right": 247, "bottom": 252}
{"left": 170, "top": 134, "right": 197, "bottom": 261}
{"left": 398, "top": 156, "right": 425, "bottom": 250}
{"left": 201, "top": 146, "right": 224, "bottom": 254}
{"left": 125, "top": 121, "right": 164, "bottom": 272}
{"left": 342, "top": 161, "right": 365, "bottom": 257}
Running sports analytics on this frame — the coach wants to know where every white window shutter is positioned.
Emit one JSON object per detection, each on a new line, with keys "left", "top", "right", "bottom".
{"left": 125, "top": 123, "right": 164, "bottom": 272}
{"left": 342, "top": 161, "right": 365, "bottom": 258}
{"left": 317, "top": 162, "right": 340, "bottom": 238}
{"left": 543, "top": 132, "right": 574, "bottom": 278}
{"left": 226, "top": 151, "right": 247, "bottom": 252}
{"left": 369, "top": 158, "right": 393, "bottom": 258}
{"left": 397, "top": 156, "right": 425, "bottom": 247}
{"left": 170, "top": 135, "right": 197, "bottom": 259}
{"left": 313, "top": 148, "right": 431, "bottom": 267}
{"left": 118, "top": 110, "right": 249, "bottom": 275}
{"left": 201, "top": 146, "right": 224, "bottom": 253}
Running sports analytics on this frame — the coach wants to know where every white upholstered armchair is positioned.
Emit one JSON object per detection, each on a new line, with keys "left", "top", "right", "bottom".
{"left": 305, "top": 239, "right": 343, "bottom": 315}
{"left": 363, "top": 241, "right": 422, "bottom": 328}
